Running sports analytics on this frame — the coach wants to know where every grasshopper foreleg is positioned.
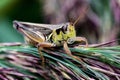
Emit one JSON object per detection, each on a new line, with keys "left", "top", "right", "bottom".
{"left": 69, "top": 37, "right": 88, "bottom": 47}
{"left": 63, "top": 41, "right": 82, "bottom": 62}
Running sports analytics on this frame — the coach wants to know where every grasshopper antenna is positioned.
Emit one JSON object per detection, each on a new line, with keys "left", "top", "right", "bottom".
{"left": 73, "top": 6, "right": 89, "bottom": 26}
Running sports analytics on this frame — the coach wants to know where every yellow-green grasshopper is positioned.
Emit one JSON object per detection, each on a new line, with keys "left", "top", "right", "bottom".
{"left": 13, "top": 20, "right": 88, "bottom": 65}
{"left": 13, "top": 9, "right": 88, "bottom": 65}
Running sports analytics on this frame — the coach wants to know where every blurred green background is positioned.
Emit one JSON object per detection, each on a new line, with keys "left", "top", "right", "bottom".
{"left": 0, "top": 0, "right": 120, "bottom": 45}
{"left": 0, "top": 0, "right": 44, "bottom": 42}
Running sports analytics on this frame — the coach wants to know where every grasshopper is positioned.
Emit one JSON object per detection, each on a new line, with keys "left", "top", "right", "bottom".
{"left": 13, "top": 9, "right": 88, "bottom": 65}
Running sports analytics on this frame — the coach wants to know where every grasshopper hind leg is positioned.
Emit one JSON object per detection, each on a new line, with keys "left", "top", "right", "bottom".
{"left": 37, "top": 47, "right": 45, "bottom": 66}
{"left": 37, "top": 42, "right": 56, "bottom": 67}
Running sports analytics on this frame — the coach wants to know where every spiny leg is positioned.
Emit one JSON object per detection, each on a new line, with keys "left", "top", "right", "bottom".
{"left": 37, "top": 42, "right": 56, "bottom": 66}
{"left": 63, "top": 41, "right": 82, "bottom": 62}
